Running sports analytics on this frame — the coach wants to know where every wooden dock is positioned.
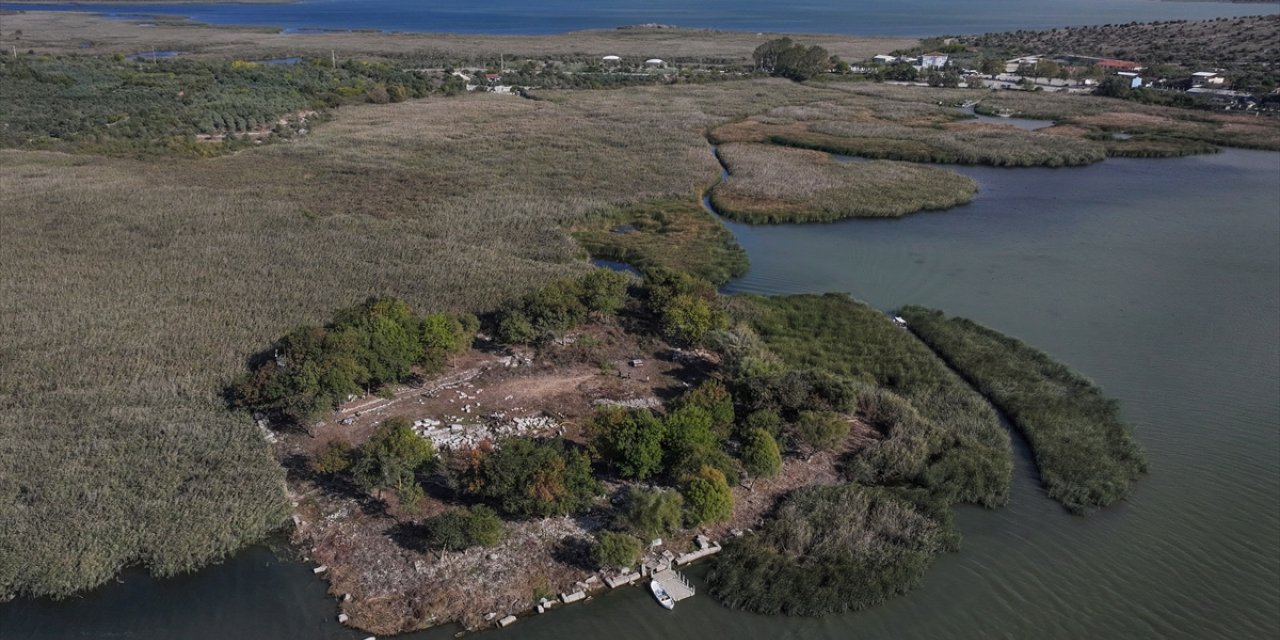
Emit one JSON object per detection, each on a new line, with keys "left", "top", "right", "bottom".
{"left": 650, "top": 569, "right": 695, "bottom": 602}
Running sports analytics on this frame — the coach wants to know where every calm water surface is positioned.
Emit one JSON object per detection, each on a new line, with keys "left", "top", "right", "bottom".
{"left": 1, "top": 0, "right": 1276, "bottom": 35}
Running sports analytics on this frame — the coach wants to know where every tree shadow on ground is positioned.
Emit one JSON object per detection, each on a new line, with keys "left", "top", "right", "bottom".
{"left": 551, "top": 535, "right": 597, "bottom": 571}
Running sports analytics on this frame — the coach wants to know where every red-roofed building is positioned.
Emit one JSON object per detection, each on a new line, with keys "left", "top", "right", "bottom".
{"left": 1098, "top": 59, "right": 1143, "bottom": 71}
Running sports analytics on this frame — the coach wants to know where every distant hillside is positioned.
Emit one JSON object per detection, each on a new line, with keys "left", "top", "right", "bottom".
{"left": 959, "top": 15, "right": 1279, "bottom": 91}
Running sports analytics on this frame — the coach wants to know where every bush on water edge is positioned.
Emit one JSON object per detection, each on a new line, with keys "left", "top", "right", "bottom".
{"left": 898, "top": 306, "right": 1147, "bottom": 514}
{"left": 706, "top": 483, "right": 958, "bottom": 616}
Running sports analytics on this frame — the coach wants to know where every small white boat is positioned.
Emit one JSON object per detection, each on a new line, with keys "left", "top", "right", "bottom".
{"left": 649, "top": 579, "right": 675, "bottom": 610}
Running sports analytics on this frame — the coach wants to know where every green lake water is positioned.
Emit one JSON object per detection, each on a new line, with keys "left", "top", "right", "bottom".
{"left": 1, "top": 150, "right": 1276, "bottom": 639}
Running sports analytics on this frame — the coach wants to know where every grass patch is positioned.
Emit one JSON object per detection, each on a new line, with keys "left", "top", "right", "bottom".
{"left": 706, "top": 483, "right": 957, "bottom": 616}
{"left": 740, "top": 294, "right": 1011, "bottom": 507}
{"left": 709, "top": 143, "right": 976, "bottom": 223}
{"left": 570, "top": 198, "right": 748, "bottom": 285}
{"left": 899, "top": 307, "right": 1147, "bottom": 514}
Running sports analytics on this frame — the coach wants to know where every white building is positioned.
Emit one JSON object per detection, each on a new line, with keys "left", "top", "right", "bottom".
{"left": 920, "top": 52, "right": 949, "bottom": 69}
{"left": 1190, "top": 71, "right": 1225, "bottom": 87}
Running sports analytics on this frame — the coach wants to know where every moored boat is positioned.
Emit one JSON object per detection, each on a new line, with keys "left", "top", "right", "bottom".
{"left": 649, "top": 579, "right": 675, "bottom": 610}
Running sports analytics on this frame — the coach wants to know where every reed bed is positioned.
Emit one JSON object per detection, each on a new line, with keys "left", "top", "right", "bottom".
{"left": 570, "top": 198, "right": 748, "bottom": 285}
{"left": 899, "top": 307, "right": 1147, "bottom": 514}
{"left": 743, "top": 294, "right": 1011, "bottom": 508}
{"left": 710, "top": 143, "right": 976, "bottom": 223}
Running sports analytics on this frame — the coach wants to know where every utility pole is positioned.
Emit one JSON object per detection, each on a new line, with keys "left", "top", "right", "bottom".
{"left": 331, "top": 49, "right": 336, "bottom": 69}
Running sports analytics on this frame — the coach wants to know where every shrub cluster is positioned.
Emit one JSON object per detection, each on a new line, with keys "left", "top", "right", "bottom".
{"left": 494, "top": 269, "right": 629, "bottom": 344}
{"left": 422, "top": 505, "right": 505, "bottom": 551}
{"left": 466, "top": 438, "right": 601, "bottom": 518}
{"left": 593, "top": 531, "right": 644, "bottom": 569}
{"left": 641, "top": 268, "right": 729, "bottom": 346}
{"left": 231, "top": 298, "right": 475, "bottom": 424}
{"left": 706, "top": 484, "right": 958, "bottom": 616}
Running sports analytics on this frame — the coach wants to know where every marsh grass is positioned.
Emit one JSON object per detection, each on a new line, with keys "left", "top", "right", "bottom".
{"left": 742, "top": 294, "right": 1011, "bottom": 507}
{"left": 710, "top": 143, "right": 976, "bottom": 223}
{"left": 898, "top": 307, "right": 1147, "bottom": 514}
{"left": 706, "top": 483, "right": 957, "bottom": 616}
{"left": 0, "top": 79, "right": 845, "bottom": 598}
{"left": 570, "top": 198, "right": 748, "bottom": 284}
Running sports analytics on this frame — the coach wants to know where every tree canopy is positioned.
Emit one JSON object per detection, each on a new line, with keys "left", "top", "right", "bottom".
{"left": 471, "top": 438, "right": 601, "bottom": 517}
{"left": 752, "top": 38, "right": 833, "bottom": 81}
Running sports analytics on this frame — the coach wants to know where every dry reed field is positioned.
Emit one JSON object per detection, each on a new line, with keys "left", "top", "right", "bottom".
{"left": 0, "top": 78, "right": 846, "bottom": 598}
{"left": 713, "top": 89, "right": 1109, "bottom": 167}
{"left": 710, "top": 143, "right": 976, "bottom": 223}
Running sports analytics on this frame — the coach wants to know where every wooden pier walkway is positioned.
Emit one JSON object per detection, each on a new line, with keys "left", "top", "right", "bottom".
{"left": 650, "top": 569, "right": 695, "bottom": 602}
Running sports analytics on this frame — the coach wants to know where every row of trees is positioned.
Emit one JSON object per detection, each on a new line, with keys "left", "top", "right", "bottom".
{"left": 752, "top": 38, "right": 836, "bottom": 82}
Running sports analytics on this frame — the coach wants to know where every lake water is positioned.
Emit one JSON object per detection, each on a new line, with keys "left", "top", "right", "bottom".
{"left": 3, "top": 140, "right": 1277, "bottom": 637}
{"left": 1, "top": 0, "right": 1276, "bottom": 36}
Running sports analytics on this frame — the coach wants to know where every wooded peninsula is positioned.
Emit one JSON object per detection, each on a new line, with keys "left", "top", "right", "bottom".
{"left": 3, "top": 8, "right": 1273, "bottom": 635}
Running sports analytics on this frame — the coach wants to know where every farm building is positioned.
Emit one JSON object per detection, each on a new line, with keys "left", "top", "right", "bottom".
{"left": 920, "top": 52, "right": 949, "bottom": 69}
{"left": 1191, "top": 71, "right": 1225, "bottom": 87}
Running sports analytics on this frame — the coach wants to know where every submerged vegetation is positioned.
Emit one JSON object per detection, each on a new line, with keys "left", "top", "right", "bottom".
{"left": 899, "top": 307, "right": 1148, "bottom": 513}
{"left": 710, "top": 143, "right": 976, "bottom": 223}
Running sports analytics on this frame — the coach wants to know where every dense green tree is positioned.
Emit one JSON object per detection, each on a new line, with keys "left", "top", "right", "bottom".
{"left": 422, "top": 505, "right": 505, "bottom": 551}
{"left": 523, "top": 278, "right": 588, "bottom": 335}
{"left": 352, "top": 417, "right": 436, "bottom": 498}
{"left": 579, "top": 268, "right": 630, "bottom": 314}
{"left": 615, "top": 486, "right": 684, "bottom": 539}
{"left": 739, "top": 428, "right": 782, "bottom": 478}
{"left": 591, "top": 407, "right": 667, "bottom": 480}
{"left": 740, "top": 409, "right": 783, "bottom": 439}
{"left": 671, "top": 380, "right": 734, "bottom": 437}
{"left": 663, "top": 405, "right": 720, "bottom": 473}
{"left": 593, "top": 531, "right": 643, "bottom": 569}
{"left": 495, "top": 309, "right": 537, "bottom": 344}
{"left": 473, "top": 438, "right": 601, "bottom": 517}
{"left": 660, "top": 294, "right": 725, "bottom": 345}
{"left": 752, "top": 37, "right": 796, "bottom": 73}
{"left": 311, "top": 440, "right": 354, "bottom": 476}
{"left": 418, "top": 311, "right": 475, "bottom": 372}
{"left": 682, "top": 465, "right": 734, "bottom": 526}
{"left": 752, "top": 38, "right": 831, "bottom": 81}
{"left": 775, "top": 44, "right": 832, "bottom": 81}
{"left": 793, "top": 410, "right": 850, "bottom": 451}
